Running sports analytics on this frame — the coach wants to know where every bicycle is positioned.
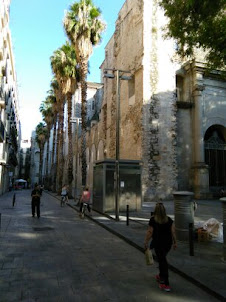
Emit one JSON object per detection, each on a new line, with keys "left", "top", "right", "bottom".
{"left": 61, "top": 195, "right": 67, "bottom": 207}
{"left": 80, "top": 202, "right": 92, "bottom": 218}
{"left": 80, "top": 202, "right": 87, "bottom": 218}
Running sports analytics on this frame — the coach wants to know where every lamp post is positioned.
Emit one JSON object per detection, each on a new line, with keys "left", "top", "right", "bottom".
{"left": 104, "top": 68, "right": 132, "bottom": 221}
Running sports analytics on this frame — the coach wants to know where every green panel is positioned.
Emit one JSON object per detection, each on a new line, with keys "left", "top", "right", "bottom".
{"left": 93, "top": 165, "right": 104, "bottom": 211}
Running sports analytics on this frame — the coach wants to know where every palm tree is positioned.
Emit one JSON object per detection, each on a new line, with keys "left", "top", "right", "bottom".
{"left": 39, "top": 94, "right": 55, "bottom": 189}
{"left": 64, "top": 0, "right": 105, "bottom": 186}
{"left": 58, "top": 42, "right": 80, "bottom": 196}
{"left": 49, "top": 79, "right": 60, "bottom": 192}
{"left": 35, "top": 122, "right": 48, "bottom": 184}
{"left": 50, "top": 50, "right": 68, "bottom": 193}
{"left": 50, "top": 42, "right": 80, "bottom": 194}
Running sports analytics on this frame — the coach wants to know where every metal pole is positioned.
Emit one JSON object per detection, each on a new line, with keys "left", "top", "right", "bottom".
{"left": 189, "top": 223, "right": 194, "bottom": 256}
{"left": 13, "top": 193, "right": 16, "bottom": 207}
{"left": 220, "top": 198, "right": 226, "bottom": 261}
{"left": 126, "top": 205, "right": 129, "bottom": 226}
{"left": 115, "top": 70, "right": 120, "bottom": 221}
{"left": 0, "top": 213, "right": 1, "bottom": 229}
{"left": 104, "top": 68, "right": 131, "bottom": 222}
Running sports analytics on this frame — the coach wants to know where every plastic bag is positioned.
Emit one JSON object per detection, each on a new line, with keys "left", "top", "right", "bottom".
{"left": 203, "top": 218, "right": 221, "bottom": 238}
{"left": 145, "top": 249, "right": 154, "bottom": 265}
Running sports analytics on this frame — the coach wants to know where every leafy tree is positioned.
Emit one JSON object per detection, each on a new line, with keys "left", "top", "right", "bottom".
{"left": 159, "top": 0, "right": 226, "bottom": 69}
{"left": 64, "top": 0, "right": 106, "bottom": 186}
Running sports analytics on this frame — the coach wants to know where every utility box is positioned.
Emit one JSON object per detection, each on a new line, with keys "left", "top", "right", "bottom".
{"left": 93, "top": 159, "right": 142, "bottom": 213}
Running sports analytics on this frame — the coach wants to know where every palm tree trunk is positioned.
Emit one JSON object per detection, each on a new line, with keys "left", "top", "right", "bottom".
{"left": 39, "top": 146, "right": 43, "bottom": 184}
{"left": 45, "top": 133, "right": 50, "bottom": 189}
{"left": 67, "top": 91, "right": 73, "bottom": 197}
{"left": 57, "top": 97, "right": 65, "bottom": 194}
{"left": 80, "top": 58, "right": 88, "bottom": 186}
{"left": 51, "top": 120, "right": 57, "bottom": 191}
{"left": 55, "top": 117, "right": 61, "bottom": 193}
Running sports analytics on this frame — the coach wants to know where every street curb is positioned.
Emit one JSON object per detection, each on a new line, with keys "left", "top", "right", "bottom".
{"left": 47, "top": 192, "right": 225, "bottom": 302}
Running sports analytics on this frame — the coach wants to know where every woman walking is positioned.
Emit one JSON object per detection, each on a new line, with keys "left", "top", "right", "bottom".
{"left": 144, "top": 202, "right": 177, "bottom": 292}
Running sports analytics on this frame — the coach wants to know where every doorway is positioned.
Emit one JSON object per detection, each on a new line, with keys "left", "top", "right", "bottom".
{"left": 204, "top": 125, "right": 226, "bottom": 194}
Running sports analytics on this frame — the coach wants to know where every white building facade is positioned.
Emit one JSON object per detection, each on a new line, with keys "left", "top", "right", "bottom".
{"left": 0, "top": 0, "right": 21, "bottom": 194}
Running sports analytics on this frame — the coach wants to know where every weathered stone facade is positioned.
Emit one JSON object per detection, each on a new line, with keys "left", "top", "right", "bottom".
{"left": 88, "top": 0, "right": 225, "bottom": 201}
{"left": 98, "top": 0, "right": 179, "bottom": 201}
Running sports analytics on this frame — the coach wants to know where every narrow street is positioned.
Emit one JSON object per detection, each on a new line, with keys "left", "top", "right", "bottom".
{"left": 0, "top": 190, "right": 220, "bottom": 302}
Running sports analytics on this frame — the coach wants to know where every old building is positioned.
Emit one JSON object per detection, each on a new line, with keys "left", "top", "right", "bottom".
{"left": 18, "top": 139, "right": 31, "bottom": 186}
{"left": 40, "top": 0, "right": 226, "bottom": 207}
{"left": 0, "top": 0, "right": 21, "bottom": 194}
{"left": 39, "top": 82, "right": 103, "bottom": 195}
{"left": 82, "top": 0, "right": 226, "bottom": 203}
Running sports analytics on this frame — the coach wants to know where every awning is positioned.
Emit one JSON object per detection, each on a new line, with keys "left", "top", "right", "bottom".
{"left": 15, "top": 179, "right": 27, "bottom": 183}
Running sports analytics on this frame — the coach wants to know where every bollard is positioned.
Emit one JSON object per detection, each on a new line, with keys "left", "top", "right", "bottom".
{"left": 220, "top": 197, "right": 226, "bottom": 261}
{"left": 189, "top": 223, "right": 194, "bottom": 256}
{"left": 12, "top": 193, "right": 16, "bottom": 207}
{"left": 126, "top": 205, "right": 129, "bottom": 226}
{"left": 173, "top": 191, "right": 195, "bottom": 241}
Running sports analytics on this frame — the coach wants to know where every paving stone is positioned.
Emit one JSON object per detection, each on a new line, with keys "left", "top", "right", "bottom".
{"left": 0, "top": 190, "right": 224, "bottom": 301}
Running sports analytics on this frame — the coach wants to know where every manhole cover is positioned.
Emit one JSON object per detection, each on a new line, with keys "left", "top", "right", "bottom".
{"left": 33, "top": 227, "right": 54, "bottom": 231}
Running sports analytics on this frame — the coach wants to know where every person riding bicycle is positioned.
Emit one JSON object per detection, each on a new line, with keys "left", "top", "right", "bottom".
{"left": 79, "top": 186, "right": 91, "bottom": 216}
{"left": 61, "top": 184, "right": 68, "bottom": 203}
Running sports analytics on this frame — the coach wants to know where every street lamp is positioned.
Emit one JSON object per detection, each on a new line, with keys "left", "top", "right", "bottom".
{"left": 104, "top": 68, "right": 132, "bottom": 221}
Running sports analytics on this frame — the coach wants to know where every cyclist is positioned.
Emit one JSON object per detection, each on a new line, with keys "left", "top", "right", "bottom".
{"left": 61, "top": 184, "right": 68, "bottom": 205}
{"left": 79, "top": 186, "right": 91, "bottom": 216}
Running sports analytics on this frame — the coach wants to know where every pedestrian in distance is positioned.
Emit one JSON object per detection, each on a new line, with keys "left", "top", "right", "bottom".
{"left": 79, "top": 186, "right": 91, "bottom": 216}
{"left": 39, "top": 184, "right": 44, "bottom": 196}
{"left": 31, "top": 183, "right": 41, "bottom": 218}
{"left": 144, "top": 202, "right": 177, "bottom": 292}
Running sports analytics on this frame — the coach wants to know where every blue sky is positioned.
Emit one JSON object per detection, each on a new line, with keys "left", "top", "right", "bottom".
{"left": 10, "top": 0, "right": 125, "bottom": 139}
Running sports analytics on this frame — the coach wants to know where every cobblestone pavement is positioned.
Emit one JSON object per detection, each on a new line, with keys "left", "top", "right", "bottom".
{"left": 0, "top": 190, "right": 222, "bottom": 302}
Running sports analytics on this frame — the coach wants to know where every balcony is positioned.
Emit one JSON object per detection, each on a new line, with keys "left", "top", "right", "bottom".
{"left": 0, "top": 119, "right": 5, "bottom": 142}
{"left": 0, "top": 158, "right": 7, "bottom": 166}
{"left": 0, "top": 149, "right": 6, "bottom": 165}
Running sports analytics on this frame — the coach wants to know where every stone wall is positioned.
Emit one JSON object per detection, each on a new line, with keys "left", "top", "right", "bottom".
{"left": 141, "top": 0, "right": 179, "bottom": 201}
{"left": 93, "top": 0, "right": 180, "bottom": 201}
